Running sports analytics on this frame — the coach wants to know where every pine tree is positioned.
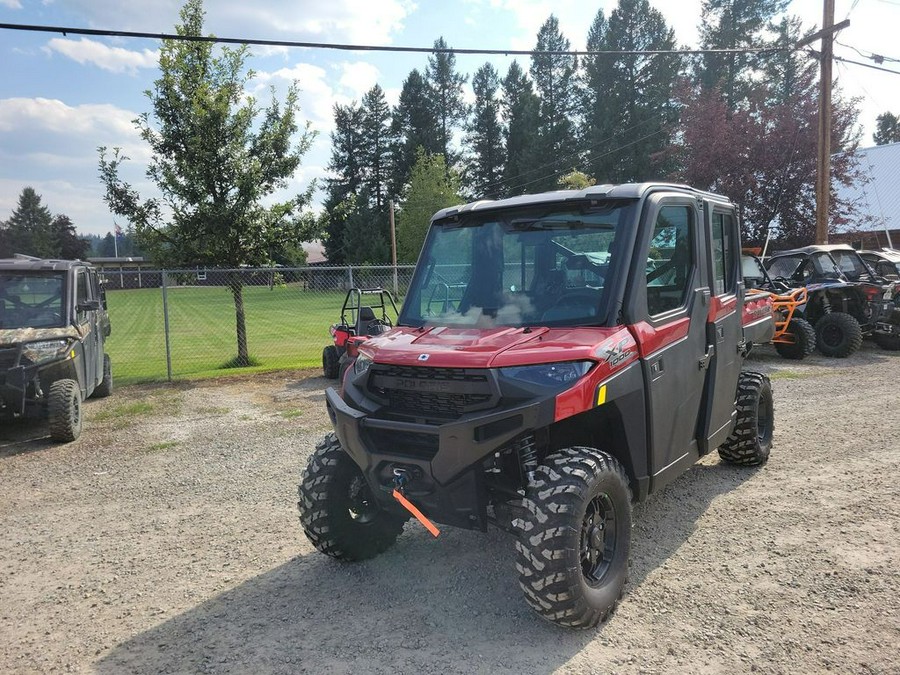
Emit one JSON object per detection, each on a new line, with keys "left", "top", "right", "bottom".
{"left": 360, "top": 85, "right": 395, "bottom": 214}
{"left": 425, "top": 37, "right": 467, "bottom": 168}
{"left": 323, "top": 101, "right": 366, "bottom": 264}
{"left": 462, "top": 63, "right": 505, "bottom": 199}
{"left": 502, "top": 61, "right": 541, "bottom": 196}
{"left": 582, "top": 0, "right": 679, "bottom": 183}
{"left": 698, "top": 0, "right": 789, "bottom": 110}
{"left": 529, "top": 16, "right": 580, "bottom": 192}
{"left": 5, "top": 187, "right": 53, "bottom": 257}
{"left": 392, "top": 69, "right": 440, "bottom": 193}
{"left": 873, "top": 112, "right": 900, "bottom": 145}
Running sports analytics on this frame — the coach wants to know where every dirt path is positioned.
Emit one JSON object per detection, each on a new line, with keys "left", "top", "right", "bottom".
{"left": 1, "top": 347, "right": 898, "bottom": 674}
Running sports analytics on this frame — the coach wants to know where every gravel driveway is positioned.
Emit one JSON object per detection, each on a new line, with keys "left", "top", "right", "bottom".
{"left": 1, "top": 344, "right": 898, "bottom": 674}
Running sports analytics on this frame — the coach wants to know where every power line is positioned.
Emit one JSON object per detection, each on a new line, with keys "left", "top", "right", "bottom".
{"left": 0, "top": 22, "right": 792, "bottom": 57}
{"left": 833, "top": 54, "right": 900, "bottom": 75}
{"left": 835, "top": 39, "right": 900, "bottom": 64}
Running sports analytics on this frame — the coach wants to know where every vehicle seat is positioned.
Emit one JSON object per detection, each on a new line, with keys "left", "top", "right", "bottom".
{"left": 357, "top": 306, "right": 388, "bottom": 336}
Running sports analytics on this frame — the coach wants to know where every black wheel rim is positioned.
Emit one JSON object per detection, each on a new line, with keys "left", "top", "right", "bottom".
{"left": 580, "top": 492, "right": 617, "bottom": 585}
{"left": 347, "top": 475, "right": 378, "bottom": 524}
{"left": 821, "top": 323, "right": 843, "bottom": 347}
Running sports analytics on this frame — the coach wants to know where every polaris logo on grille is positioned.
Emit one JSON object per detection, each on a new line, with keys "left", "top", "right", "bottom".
{"left": 418, "top": 353, "right": 430, "bottom": 361}
{"left": 391, "top": 378, "right": 452, "bottom": 392}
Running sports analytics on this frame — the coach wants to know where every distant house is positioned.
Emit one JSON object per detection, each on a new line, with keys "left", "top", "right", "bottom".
{"left": 832, "top": 142, "right": 900, "bottom": 249}
{"left": 301, "top": 240, "right": 327, "bottom": 265}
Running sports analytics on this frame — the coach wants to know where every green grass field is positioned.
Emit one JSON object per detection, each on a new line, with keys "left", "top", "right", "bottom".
{"left": 106, "top": 284, "right": 359, "bottom": 384}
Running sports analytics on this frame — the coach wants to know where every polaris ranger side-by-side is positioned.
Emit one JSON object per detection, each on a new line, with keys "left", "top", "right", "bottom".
{"left": 299, "top": 183, "right": 776, "bottom": 629}
{"left": 0, "top": 256, "right": 112, "bottom": 441}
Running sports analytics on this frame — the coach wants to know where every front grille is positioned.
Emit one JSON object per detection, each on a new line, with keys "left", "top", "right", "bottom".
{"left": 0, "top": 347, "right": 19, "bottom": 370}
{"left": 368, "top": 365, "right": 494, "bottom": 418}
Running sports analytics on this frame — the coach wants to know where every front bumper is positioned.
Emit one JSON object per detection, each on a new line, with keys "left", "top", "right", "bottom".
{"left": 325, "top": 385, "right": 556, "bottom": 530}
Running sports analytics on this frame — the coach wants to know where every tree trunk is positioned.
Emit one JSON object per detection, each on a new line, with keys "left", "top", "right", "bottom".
{"left": 228, "top": 272, "right": 250, "bottom": 366}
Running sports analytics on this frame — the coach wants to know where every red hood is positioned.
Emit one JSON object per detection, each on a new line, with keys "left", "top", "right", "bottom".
{"left": 362, "top": 325, "right": 630, "bottom": 368}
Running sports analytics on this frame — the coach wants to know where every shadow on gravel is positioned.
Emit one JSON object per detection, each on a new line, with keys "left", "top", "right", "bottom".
{"left": 0, "top": 418, "right": 56, "bottom": 458}
{"left": 96, "top": 459, "right": 760, "bottom": 674}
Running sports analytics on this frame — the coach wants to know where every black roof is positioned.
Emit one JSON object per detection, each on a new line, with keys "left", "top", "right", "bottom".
{"left": 0, "top": 255, "right": 93, "bottom": 272}
{"left": 430, "top": 182, "right": 731, "bottom": 222}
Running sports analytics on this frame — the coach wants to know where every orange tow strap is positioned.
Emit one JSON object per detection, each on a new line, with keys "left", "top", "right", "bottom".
{"left": 392, "top": 489, "right": 440, "bottom": 537}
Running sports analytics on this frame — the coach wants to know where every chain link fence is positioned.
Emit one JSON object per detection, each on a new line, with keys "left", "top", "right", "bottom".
{"left": 100, "top": 265, "right": 415, "bottom": 384}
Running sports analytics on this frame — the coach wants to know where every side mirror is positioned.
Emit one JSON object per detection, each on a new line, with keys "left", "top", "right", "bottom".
{"left": 77, "top": 299, "right": 102, "bottom": 312}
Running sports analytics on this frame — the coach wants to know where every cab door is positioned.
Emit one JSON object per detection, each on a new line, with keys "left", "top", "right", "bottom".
{"left": 74, "top": 268, "right": 100, "bottom": 390}
{"left": 626, "top": 194, "right": 711, "bottom": 492}
{"left": 698, "top": 206, "right": 743, "bottom": 453}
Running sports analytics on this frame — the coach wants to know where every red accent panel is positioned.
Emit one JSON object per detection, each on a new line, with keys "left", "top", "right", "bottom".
{"left": 553, "top": 330, "right": 639, "bottom": 422}
{"left": 707, "top": 295, "right": 737, "bottom": 322}
{"left": 628, "top": 318, "right": 691, "bottom": 358}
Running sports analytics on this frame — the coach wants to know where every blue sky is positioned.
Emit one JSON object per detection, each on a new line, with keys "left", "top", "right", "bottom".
{"left": 0, "top": 0, "right": 897, "bottom": 237}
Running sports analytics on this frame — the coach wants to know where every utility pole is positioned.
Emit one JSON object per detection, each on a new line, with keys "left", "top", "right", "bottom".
{"left": 814, "top": 0, "right": 835, "bottom": 244}
{"left": 389, "top": 200, "right": 398, "bottom": 296}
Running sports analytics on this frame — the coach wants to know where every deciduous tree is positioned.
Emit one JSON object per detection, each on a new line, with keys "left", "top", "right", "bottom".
{"left": 98, "top": 0, "right": 316, "bottom": 366}
{"left": 396, "top": 150, "right": 461, "bottom": 262}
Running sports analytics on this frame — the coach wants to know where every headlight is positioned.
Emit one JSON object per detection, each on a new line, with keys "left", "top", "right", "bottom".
{"left": 500, "top": 361, "right": 593, "bottom": 387}
{"left": 353, "top": 354, "right": 373, "bottom": 376}
{"left": 22, "top": 339, "right": 73, "bottom": 365}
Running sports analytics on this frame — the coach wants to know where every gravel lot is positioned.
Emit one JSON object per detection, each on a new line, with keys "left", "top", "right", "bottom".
{"left": 1, "top": 343, "right": 898, "bottom": 674}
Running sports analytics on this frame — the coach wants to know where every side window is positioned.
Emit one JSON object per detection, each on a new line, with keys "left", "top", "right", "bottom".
{"left": 646, "top": 205, "right": 694, "bottom": 316}
{"left": 75, "top": 270, "right": 89, "bottom": 320}
{"left": 711, "top": 212, "right": 737, "bottom": 295}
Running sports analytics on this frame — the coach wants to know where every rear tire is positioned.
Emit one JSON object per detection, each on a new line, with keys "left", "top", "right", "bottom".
{"left": 815, "top": 312, "right": 863, "bottom": 358}
{"left": 774, "top": 318, "right": 816, "bottom": 360}
{"left": 718, "top": 371, "right": 773, "bottom": 466}
{"left": 93, "top": 354, "right": 113, "bottom": 398}
{"left": 322, "top": 345, "right": 340, "bottom": 379}
{"left": 513, "top": 447, "right": 632, "bottom": 629}
{"left": 298, "top": 433, "right": 405, "bottom": 561}
{"left": 873, "top": 332, "right": 900, "bottom": 351}
{"left": 48, "top": 379, "right": 82, "bottom": 442}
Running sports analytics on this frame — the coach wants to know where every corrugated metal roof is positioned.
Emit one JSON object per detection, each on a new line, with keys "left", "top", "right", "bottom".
{"left": 836, "top": 142, "right": 900, "bottom": 232}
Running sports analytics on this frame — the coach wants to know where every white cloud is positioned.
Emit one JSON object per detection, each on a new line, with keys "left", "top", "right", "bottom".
{"left": 337, "top": 61, "right": 381, "bottom": 98}
{"left": 50, "top": 0, "right": 415, "bottom": 45}
{"left": 1, "top": 0, "right": 22, "bottom": 8}
{"left": 250, "top": 63, "right": 348, "bottom": 131}
{"left": 45, "top": 38, "right": 159, "bottom": 75}
{"left": 0, "top": 97, "right": 139, "bottom": 143}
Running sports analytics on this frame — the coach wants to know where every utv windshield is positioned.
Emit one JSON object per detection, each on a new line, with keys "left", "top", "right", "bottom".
{"left": 0, "top": 273, "right": 66, "bottom": 329}
{"left": 399, "top": 200, "right": 636, "bottom": 328}
{"left": 829, "top": 250, "right": 872, "bottom": 280}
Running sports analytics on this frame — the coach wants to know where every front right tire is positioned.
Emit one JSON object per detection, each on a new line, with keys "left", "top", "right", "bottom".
{"left": 513, "top": 447, "right": 632, "bottom": 629}
{"left": 298, "top": 433, "right": 406, "bottom": 561}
